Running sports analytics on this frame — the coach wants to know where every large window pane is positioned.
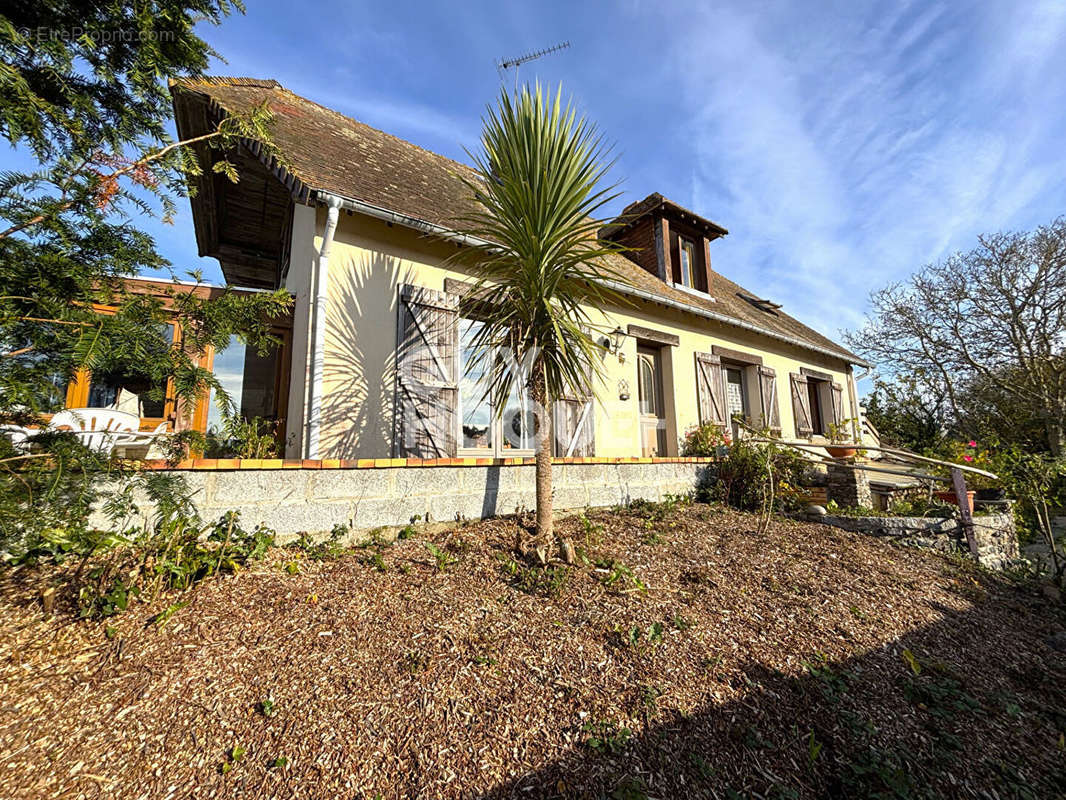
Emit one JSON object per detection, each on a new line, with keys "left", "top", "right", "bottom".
{"left": 458, "top": 318, "right": 533, "bottom": 454}
{"left": 459, "top": 319, "right": 492, "bottom": 450}
{"left": 86, "top": 323, "right": 174, "bottom": 417}
{"left": 207, "top": 335, "right": 279, "bottom": 432}
{"left": 501, "top": 380, "right": 533, "bottom": 450}
{"left": 638, "top": 354, "right": 657, "bottom": 416}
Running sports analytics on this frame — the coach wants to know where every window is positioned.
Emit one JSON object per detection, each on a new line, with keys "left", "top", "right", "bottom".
{"left": 637, "top": 352, "right": 659, "bottom": 416}
{"left": 86, "top": 324, "right": 175, "bottom": 418}
{"left": 725, "top": 367, "right": 747, "bottom": 417}
{"left": 724, "top": 365, "right": 752, "bottom": 440}
{"left": 62, "top": 322, "right": 178, "bottom": 425}
{"left": 678, "top": 236, "right": 697, "bottom": 288}
{"left": 206, "top": 333, "right": 283, "bottom": 433}
{"left": 807, "top": 379, "right": 825, "bottom": 436}
{"left": 458, "top": 318, "right": 533, "bottom": 454}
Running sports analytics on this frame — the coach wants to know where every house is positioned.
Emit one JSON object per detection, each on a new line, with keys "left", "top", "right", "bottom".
{"left": 158, "top": 76, "right": 869, "bottom": 463}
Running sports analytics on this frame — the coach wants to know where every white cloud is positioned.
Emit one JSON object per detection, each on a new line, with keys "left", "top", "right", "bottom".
{"left": 669, "top": 0, "right": 1066, "bottom": 343}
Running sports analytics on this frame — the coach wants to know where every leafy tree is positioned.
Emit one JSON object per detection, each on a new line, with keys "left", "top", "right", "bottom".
{"left": 0, "top": 2, "right": 290, "bottom": 557}
{"left": 952, "top": 367, "right": 1052, "bottom": 452}
{"left": 454, "top": 85, "right": 627, "bottom": 562}
{"left": 862, "top": 373, "right": 953, "bottom": 456}
{"left": 0, "top": 0, "right": 289, "bottom": 427}
{"left": 847, "top": 218, "right": 1066, "bottom": 455}
{"left": 1, "top": 0, "right": 242, "bottom": 160}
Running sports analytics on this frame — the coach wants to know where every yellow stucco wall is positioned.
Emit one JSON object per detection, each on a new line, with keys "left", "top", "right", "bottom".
{"left": 308, "top": 208, "right": 860, "bottom": 460}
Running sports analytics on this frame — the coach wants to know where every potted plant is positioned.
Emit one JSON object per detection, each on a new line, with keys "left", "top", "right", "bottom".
{"left": 933, "top": 487, "right": 977, "bottom": 514}
{"left": 936, "top": 439, "right": 1001, "bottom": 510}
{"left": 825, "top": 418, "right": 859, "bottom": 459}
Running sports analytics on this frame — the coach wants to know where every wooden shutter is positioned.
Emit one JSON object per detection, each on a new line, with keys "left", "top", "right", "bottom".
{"left": 790, "top": 372, "right": 813, "bottom": 437}
{"left": 554, "top": 365, "right": 595, "bottom": 457}
{"left": 393, "top": 284, "right": 458, "bottom": 458}
{"left": 830, "top": 382, "right": 845, "bottom": 426}
{"left": 758, "top": 366, "right": 781, "bottom": 434}
{"left": 695, "top": 352, "right": 727, "bottom": 429}
{"left": 553, "top": 397, "right": 594, "bottom": 457}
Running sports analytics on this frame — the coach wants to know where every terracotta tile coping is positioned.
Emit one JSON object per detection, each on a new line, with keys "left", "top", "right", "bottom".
{"left": 136, "top": 456, "right": 717, "bottom": 471}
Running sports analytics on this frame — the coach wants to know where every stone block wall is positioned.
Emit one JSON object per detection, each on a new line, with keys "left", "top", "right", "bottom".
{"left": 816, "top": 512, "right": 1018, "bottom": 570}
{"left": 826, "top": 461, "right": 872, "bottom": 508}
{"left": 99, "top": 461, "right": 712, "bottom": 541}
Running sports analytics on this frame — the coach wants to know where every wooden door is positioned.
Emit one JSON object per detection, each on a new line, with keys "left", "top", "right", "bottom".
{"left": 637, "top": 346, "right": 666, "bottom": 457}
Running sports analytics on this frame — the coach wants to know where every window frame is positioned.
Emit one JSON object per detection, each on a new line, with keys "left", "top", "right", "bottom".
{"left": 723, "top": 365, "right": 750, "bottom": 419}
{"left": 49, "top": 303, "right": 290, "bottom": 439}
{"left": 64, "top": 307, "right": 182, "bottom": 431}
{"left": 799, "top": 368, "right": 835, "bottom": 439}
{"left": 200, "top": 327, "right": 292, "bottom": 439}
{"left": 678, "top": 235, "right": 697, "bottom": 289}
{"left": 456, "top": 317, "right": 535, "bottom": 457}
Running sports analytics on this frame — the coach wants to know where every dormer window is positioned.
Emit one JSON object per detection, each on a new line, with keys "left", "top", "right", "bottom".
{"left": 678, "top": 236, "right": 697, "bottom": 289}
{"left": 597, "top": 193, "right": 727, "bottom": 298}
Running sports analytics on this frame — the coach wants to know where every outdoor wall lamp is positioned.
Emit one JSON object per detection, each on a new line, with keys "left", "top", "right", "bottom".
{"left": 618, "top": 378, "right": 631, "bottom": 401}
{"left": 601, "top": 326, "right": 626, "bottom": 356}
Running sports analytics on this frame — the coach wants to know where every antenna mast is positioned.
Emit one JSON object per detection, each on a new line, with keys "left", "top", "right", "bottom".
{"left": 496, "top": 40, "right": 571, "bottom": 92}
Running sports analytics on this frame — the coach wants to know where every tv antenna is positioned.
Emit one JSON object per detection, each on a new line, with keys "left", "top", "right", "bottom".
{"left": 496, "top": 40, "right": 571, "bottom": 92}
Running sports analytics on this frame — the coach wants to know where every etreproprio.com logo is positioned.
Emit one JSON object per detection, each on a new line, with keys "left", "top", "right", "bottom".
{"left": 17, "top": 27, "right": 177, "bottom": 44}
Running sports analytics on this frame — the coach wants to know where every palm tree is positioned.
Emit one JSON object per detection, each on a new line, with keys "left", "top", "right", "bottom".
{"left": 454, "top": 84, "right": 628, "bottom": 562}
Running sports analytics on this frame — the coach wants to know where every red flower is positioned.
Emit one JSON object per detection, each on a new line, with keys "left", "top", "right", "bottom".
{"left": 963, "top": 454, "right": 974, "bottom": 462}
{"left": 967, "top": 440, "right": 977, "bottom": 448}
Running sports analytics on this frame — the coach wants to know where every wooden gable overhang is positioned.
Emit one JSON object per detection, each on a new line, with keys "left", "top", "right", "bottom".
{"left": 171, "top": 87, "right": 301, "bottom": 290}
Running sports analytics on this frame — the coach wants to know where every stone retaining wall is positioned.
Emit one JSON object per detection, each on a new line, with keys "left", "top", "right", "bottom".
{"left": 107, "top": 462, "right": 712, "bottom": 540}
{"left": 815, "top": 512, "right": 1018, "bottom": 570}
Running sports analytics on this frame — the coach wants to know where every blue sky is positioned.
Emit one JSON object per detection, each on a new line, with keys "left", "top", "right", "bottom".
{"left": 6, "top": 0, "right": 1065, "bottom": 343}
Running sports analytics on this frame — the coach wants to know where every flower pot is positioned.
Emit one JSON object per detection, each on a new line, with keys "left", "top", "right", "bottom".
{"left": 825, "top": 445, "right": 858, "bottom": 459}
{"left": 935, "top": 490, "right": 976, "bottom": 514}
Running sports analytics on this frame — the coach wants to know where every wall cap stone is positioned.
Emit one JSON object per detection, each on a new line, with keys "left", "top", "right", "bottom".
{"left": 135, "top": 456, "right": 718, "bottom": 471}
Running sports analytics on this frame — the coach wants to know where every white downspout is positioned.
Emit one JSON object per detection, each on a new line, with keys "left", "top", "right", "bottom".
{"left": 305, "top": 196, "right": 342, "bottom": 459}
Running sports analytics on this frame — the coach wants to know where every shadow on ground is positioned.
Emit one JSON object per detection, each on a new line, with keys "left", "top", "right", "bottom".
{"left": 475, "top": 568, "right": 1066, "bottom": 799}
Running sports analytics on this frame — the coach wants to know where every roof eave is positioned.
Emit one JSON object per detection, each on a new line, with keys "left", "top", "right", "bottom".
{"left": 309, "top": 189, "right": 869, "bottom": 368}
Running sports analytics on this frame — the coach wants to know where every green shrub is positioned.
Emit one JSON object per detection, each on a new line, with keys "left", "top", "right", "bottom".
{"left": 46, "top": 473, "right": 271, "bottom": 617}
{"left": 294, "top": 524, "right": 348, "bottom": 560}
{"left": 681, "top": 423, "right": 729, "bottom": 456}
{"left": 0, "top": 431, "right": 119, "bottom": 563}
{"left": 498, "top": 555, "right": 571, "bottom": 597}
{"left": 205, "top": 414, "right": 280, "bottom": 459}
{"left": 707, "top": 437, "right": 808, "bottom": 513}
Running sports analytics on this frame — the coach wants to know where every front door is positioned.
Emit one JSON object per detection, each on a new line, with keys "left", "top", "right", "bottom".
{"left": 637, "top": 345, "right": 667, "bottom": 456}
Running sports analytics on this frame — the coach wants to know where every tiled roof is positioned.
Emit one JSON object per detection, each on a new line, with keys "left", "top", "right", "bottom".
{"left": 170, "top": 77, "right": 866, "bottom": 366}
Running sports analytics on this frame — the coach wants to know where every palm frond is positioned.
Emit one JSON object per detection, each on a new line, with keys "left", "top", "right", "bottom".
{"left": 448, "top": 83, "right": 632, "bottom": 410}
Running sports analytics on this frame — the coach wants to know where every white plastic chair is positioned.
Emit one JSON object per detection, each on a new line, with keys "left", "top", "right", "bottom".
{"left": 0, "top": 424, "right": 33, "bottom": 453}
{"left": 114, "top": 421, "right": 170, "bottom": 459}
{"left": 49, "top": 408, "right": 141, "bottom": 454}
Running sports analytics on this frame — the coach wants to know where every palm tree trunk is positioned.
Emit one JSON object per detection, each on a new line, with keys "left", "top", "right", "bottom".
{"left": 530, "top": 367, "right": 572, "bottom": 563}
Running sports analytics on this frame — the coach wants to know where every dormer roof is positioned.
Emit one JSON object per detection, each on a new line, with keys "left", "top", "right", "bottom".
{"left": 600, "top": 192, "right": 729, "bottom": 241}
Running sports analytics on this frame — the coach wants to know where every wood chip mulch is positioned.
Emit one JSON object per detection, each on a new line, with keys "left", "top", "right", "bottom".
{"left": 1, "top": 504, "right": 1064, "bottom": 799}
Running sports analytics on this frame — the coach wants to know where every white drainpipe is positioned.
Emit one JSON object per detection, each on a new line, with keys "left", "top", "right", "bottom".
{"left": 305, "top": 196, "right": 342, "bottom": 459}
